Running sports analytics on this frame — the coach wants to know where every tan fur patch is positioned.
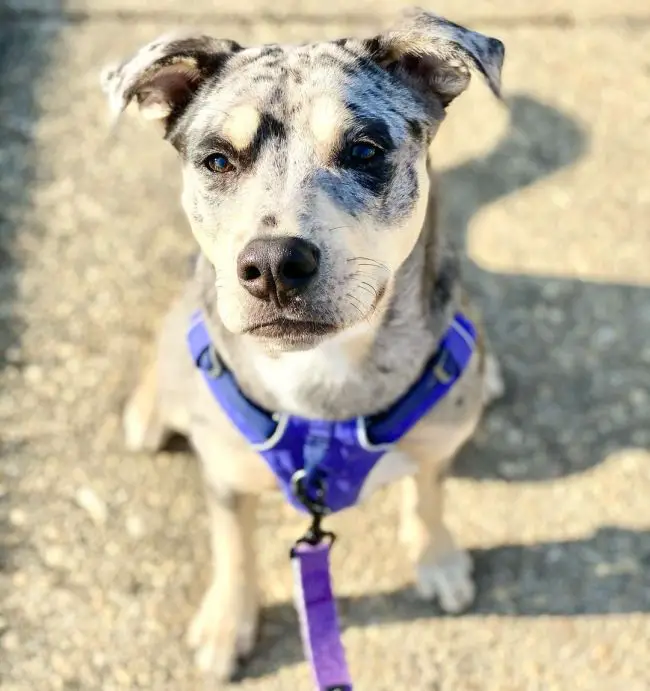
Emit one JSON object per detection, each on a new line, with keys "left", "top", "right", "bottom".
{"left": 309, "top": 96, "right": 350, "bottom": 157}
{"left": 222, "top": 105, "right": 261, "bottom": 150}
{"left": 141, "top": 101, "right": 173, "bottom": 120}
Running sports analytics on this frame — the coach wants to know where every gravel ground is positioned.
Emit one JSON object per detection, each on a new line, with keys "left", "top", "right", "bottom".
{"left": 1, "top": 2, "right": 649, "bottom": 690}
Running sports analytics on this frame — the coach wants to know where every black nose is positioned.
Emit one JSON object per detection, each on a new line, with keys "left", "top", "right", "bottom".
{"left": 237, "top": 236, "right": 320, "bottom": 305}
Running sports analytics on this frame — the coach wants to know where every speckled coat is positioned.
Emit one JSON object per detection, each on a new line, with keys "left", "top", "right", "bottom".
{"left": 102, "top": 8, "right": 506, "bottom": 683}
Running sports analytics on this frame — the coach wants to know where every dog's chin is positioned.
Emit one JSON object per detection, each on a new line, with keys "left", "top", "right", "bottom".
{"left": 243, "top": 319, "right": 340, "bottom": 353}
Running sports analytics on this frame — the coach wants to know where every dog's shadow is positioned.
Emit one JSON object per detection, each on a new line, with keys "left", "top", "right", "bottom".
{"left": 242, "top": 527, "right": 650, "bottom": 680}
{"left": 449, "top": 95, "right": 650, "bottom": 483}
{"left": 237, "top": 94, "right": 650, "bottom": 680}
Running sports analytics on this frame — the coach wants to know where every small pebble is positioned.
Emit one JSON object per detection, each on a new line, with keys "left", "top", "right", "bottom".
{"left": 9, "top": 508, "right": 27, "bottom": 526}
{"left": 125, "top": 514, "right": 145, "bottom": 539}
{"left": 2, "top": 630, "right": 20, "bottom": 651}
{"left": 24, "top": 364, "right": 43, "bottom": 384}
{"left": 44, "top": 546, "right": 66, "bottom": 568}
{"left": 75, "top": 486, "right": 108, "bottom": 525}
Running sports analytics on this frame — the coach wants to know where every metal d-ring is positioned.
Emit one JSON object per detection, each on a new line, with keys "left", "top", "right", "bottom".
{"left": 291, "top": 470, "right": 328, "bottom": 516}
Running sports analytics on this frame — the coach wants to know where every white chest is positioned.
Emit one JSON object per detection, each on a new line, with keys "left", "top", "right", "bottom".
{"left": 251, "top": 326, "right": 370, "bottom": 415}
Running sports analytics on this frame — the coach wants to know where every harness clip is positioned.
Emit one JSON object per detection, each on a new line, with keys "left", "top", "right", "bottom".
{"left": 291, "top": 470, "right": 336, "bottom": 552}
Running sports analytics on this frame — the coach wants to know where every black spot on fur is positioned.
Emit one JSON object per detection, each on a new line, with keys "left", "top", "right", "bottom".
{"left": 432, "top": 259, "right": 459, "bottom": 309}
{"left": 259, "top": 45, "right": 283, "bottom": 58}
{"left": 385, "top": 162, "right": 418, "bottom": 220}
{"left": 362, "top": 37, "right": 382, "bottom": 57}
{"left": 349, "top": 162, "right": 393, "bottom": 199}
{"left": 258, "top": 113, "right": 286, "bottom": 142}
{"left": 252, "top": 74, "right": 276, "bottom": 84}
{"left": 243, "top": 112, "right": 287, "bottom": 167}
{"left": 261, "top": 214, "right": 277, "bottom": 227}
{"left": 407, "top": 119, "right": 423, "bottom": 141}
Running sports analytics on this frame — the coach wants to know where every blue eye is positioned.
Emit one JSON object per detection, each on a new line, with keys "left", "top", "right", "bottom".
{"left": 349, "top": 142, "right": 379, "bottom": 161}
{"left": 205, "top": 153, "right": 233, "bottom": 173}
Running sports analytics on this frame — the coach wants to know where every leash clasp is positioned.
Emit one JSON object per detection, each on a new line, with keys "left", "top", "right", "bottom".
{"left": 291, "top": 470, "right": 336, "bottom": 551}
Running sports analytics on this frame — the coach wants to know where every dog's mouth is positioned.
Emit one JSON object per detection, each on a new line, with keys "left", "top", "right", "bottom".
{"left": 244, "top": 318, "right": 337, "bottom": 342}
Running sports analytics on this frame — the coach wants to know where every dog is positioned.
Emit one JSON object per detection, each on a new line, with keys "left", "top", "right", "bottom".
{"left": 102, "top": 7, "right": 506, "bottom": 682}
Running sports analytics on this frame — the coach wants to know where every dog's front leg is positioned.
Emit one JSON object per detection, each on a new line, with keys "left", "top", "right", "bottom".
{"left": 400, "top": 459, "right": 475, "bottom": 614}
{"left": 187, "top": 483, "right": 259, "bottom": 683}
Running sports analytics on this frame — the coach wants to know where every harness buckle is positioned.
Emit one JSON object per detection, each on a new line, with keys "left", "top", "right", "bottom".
{"left": 432, "top": 347, "right": 458, "bottom": 384}
{"left": 196, "top": 345, "right": 223, "bottom": 379}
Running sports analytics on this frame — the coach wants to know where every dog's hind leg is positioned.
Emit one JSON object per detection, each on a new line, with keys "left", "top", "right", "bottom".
{"left": 123, "top": 357, "right": 170, "bottom": 452}
{"left": 123, "top": 294, "right": 196, "bottom": 452}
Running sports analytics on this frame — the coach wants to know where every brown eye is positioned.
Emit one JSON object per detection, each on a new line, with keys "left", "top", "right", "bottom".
{"left": 204, "top": 153, "right": 234, "bottom": 173}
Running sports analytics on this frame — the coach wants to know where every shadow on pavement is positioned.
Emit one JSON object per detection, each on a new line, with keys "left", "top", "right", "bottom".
{"left": 0, "top": 10, "right": 62, "bottom": 576}
{"left": 240, "top": 526, "right": 650, "bottom": 679}
{"left": 444, "top": 95, "right": 650, "bottom": 482}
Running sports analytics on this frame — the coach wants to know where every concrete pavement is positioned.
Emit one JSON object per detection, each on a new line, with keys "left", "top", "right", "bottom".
{"left": 1, "top": 1, "right": 649, "bottom": 689}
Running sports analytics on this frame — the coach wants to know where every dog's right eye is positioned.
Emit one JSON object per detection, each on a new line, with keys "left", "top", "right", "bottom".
{"left": 204, "top": 153, "right": 234, "bottom": 174}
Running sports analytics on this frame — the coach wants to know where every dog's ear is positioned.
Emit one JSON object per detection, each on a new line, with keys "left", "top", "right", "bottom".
{"left": 360, "top": 8, "right": 504, "bottom": 107}
{"left": 101, "top": 32, "right": 242, "bottom": 129}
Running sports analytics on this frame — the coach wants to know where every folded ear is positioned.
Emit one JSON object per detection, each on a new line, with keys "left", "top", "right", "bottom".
{"left": 360, "top": 8, "right": 505, "bottom": 107}
{"left": 101, "top": 32, "right": 242, "bottom": 130}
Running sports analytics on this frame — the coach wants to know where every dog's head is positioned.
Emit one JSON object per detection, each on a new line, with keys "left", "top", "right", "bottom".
{"left": 102, "top": 9, "right": 504, "bottom": 351}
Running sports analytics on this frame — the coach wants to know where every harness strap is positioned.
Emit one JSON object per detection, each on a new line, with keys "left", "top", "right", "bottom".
{"left": 364, "top": 313, "right": 476, "bottom": 444}
{"left": 188, "top": 311, "right": 476, "bottom": 450}
{"left": 187, "top": 312, "right": 276, "bottom": 445}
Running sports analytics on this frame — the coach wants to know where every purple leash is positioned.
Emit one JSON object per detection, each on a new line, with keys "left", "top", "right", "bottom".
{"left": 290, "top": 496, "right": 352, "bottom": 691}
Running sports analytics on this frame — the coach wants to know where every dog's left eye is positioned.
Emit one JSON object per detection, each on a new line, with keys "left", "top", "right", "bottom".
{"left": 204, "top": 153, "right": 234, "bottom": 173}
{"left": 348, "top": 142, "right": 379, "bottom": 162}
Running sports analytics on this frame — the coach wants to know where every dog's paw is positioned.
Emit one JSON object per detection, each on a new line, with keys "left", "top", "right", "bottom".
{"left": 482, "top": 353, "right": 505, "bottom": 406}
{"left": 187, "top": 582, "right": 259, "bottom": 683}
{"left": 415, "top": 549, "right": 475, "bottom": 614}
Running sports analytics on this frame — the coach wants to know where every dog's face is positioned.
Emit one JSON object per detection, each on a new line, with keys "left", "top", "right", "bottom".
{"left": 103, "top": 9, "right": 504, "bottom": 351}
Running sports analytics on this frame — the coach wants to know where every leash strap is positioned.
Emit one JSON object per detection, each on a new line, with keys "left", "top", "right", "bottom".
{"left": 291, "top": 541, "right": 352, "bottom": 691}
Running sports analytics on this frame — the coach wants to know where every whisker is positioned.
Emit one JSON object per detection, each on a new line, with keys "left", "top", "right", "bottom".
{"left": 346, "top": 291, "right": 375, "bottom": 325}
{"left": 355, "top": 263, "right": 390, "bottom": 272}
{"left": 345, "top": 297, "right": 365, "bottom": 319}
{"left": 345, "top": 292, "right": 365, "bottom": 306}
{"left": 348, "top": 273, "right": 384, "bottom": 286}
{"left": 359, "top": 281, "right": 378, "bottom": 299}
{"left": 356, "top": 284, "right": 375, "bottom": 298}
{"left": 346, "top": 256, "right": 389, "bottom": 269}
{"left": 347, "top": 256, "right": 380, "bottom": 264}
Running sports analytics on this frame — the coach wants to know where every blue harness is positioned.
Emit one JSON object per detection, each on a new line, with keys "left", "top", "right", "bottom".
{"left": 187, "top": 311, "right": 477, "bottom": 515}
